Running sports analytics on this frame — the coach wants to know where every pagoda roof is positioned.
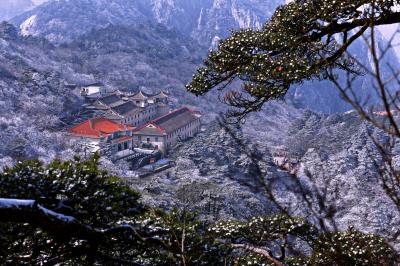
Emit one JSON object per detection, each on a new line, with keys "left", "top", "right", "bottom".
{"left": 153, "top": 91, "right": 169, "bottom": 99}
{"left": 130, "top": 90, "right": 153, "bottom": 100}
{"left": 97, "top": 94, "right": 124, "bottom": 106}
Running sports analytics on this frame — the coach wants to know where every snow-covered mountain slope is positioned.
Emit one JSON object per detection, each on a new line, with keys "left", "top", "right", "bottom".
{"left": 0, "top": 22, "right": 206, "bottom": 166}
{"left": 1, "top": 11, "right": 400, "bottom": 249}
{"left": 9, "top": 0, "right": 400, "bottom": 113}
{"left": 32, "top": 0, "right": 48, "bottom": 4}
{"left": 129, "top": 105, "right": 400, "bottom": 250}
{"left": 12, "top": 0, "right": 284, "bottom": 46}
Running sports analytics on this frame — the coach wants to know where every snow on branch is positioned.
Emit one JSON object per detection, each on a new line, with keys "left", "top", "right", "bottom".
{"left": 0, "top": 198, "right": 163, "bottom": 245}
{"left": 0, "top": 199, "right": 153, "bottom": 265}
{"left": 0, "top": 198, "right": 102, "bottom": 241}
{"left": 0, "top": 199, "right": 76, "bottom": 223}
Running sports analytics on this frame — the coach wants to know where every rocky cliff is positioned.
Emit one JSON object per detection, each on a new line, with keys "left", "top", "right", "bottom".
{"left": 12, "top": 0, "right": 283, "bottom": 46}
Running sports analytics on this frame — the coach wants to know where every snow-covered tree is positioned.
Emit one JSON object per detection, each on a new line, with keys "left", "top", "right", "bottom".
{"left": 0, "top": 156, "right": 397, "bottom": 265}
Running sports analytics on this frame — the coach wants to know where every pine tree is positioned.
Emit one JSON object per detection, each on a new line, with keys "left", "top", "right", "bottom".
{"left": 186, "top": 0, "right": 400, "bottom": 120}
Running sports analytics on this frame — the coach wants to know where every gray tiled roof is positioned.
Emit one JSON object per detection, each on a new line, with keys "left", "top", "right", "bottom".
{"left": 91, "top": 103, "right": 110, "bottom": 110}
{"left": 111, "top": 101, "right": 140, "bottom": 116}
{"left": 153, "top": 91, "right": 169, "bottom": 99}
{"left": 83, "top": 82, "right": 104, "bottom": 87}
{"left": 103, "top": 111, "right": 124, "bottom": 120}
{"left": 108, "top": 101, "right": 127, "bottom": 108}
{"left": 98, "top": 94, "right": 122, "bottom": 106}
{"left": 154, "top": 107, "right": 198, "bottom": 134}
{"left": 130, "top": 90, "right": 153, "bottom": 100}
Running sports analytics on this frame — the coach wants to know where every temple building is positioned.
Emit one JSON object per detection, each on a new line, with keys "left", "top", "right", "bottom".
{"left": 133, "top": 107, "right": 202, "bottom": 154}
{"left": 70, "top": 88, "right": 202, "bottom": 164}
{"left": 89, "top": 90, "right": 170, "bottom": 127}
{"left": 67, "top": 118, "right": 135, "bottom": 161}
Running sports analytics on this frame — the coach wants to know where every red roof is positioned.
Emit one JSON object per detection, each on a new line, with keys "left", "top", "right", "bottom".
{"left": 68, "top": 118, "right": 133, "bottom": 138}
{"left": 135, "top": 122, "right": 165, "bottom": 134}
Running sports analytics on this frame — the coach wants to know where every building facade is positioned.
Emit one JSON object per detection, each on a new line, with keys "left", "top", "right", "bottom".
{"left": 71, "top": 88, "right": 202, "bottom": 164}
{"left": 80, "top": 82, "right": 108, "bottom": 100}
{"left": 67, "top": 118, "right": 135, "bottom": 161}
{"left": 133, "top": 107, "right": 201, "bottom": 154}
{"left": 90, "top": 90, "right": 170, "bottom": 127}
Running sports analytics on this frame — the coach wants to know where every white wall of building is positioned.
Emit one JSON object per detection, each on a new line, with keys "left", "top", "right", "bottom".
{"left": 165, "top": 118, "right": 201, "bottom": 150}
{"left": 134, "top": 117, "right": 201, "bottom": 154}
{"left": 123, "top": 104, "right": 164, "bottom": 127}
{"left": 82, "top": 86, "right": 101, "bottom": 95}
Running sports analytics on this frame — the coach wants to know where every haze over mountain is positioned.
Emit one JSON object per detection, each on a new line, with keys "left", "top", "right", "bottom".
{"left": 0, "top": 0, "right": 35, "bottom": 22}
{"left": 32, "top": 0, "right": 48, "bottom": 4}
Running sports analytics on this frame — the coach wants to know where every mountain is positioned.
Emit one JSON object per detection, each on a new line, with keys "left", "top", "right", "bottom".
{"left": 12, "top": 0, "right": 284, "bottom": 46}
{"left": 0, "top": 22, "right": 208, "bottom": 166}
{"left": 12, "top": 0, "right": 400, "bottom": 114}
{"left": 60, "top": 23, "right": 209, "bottom": 107}
{"left": 0, "top": 22, "right": 77, "bottom": 166}
{"left": 1, "top": 5, "right": 400, "bottom": 251}
{"left": 287, "top": 30, "right": 400, "bottom": 113}
{"left": 0, "top": 0, "right": 35, "bottom": 22}
{"left": 129, "top": 104, "right": 400, "bottom": 249}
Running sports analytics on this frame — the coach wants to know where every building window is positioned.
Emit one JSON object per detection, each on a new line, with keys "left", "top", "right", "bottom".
{"left": 147, "top": 138, "right": 150, "bottom": 143}
{"left": 138, "top": 136, "right": 142, "bottom": 141}
{"left": 155, "top": 137, "right": 159, "bottom": 141}
{"left": 124, "top": 142, "right": 128, "bottom": 150}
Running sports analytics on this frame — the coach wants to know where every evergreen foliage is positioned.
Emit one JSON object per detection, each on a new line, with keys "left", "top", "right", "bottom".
{"left": 186, "top": 0, "right": 400, "bottom": 120}
{"left": 0, "top": 157, "right": 396, "bottom": 265}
